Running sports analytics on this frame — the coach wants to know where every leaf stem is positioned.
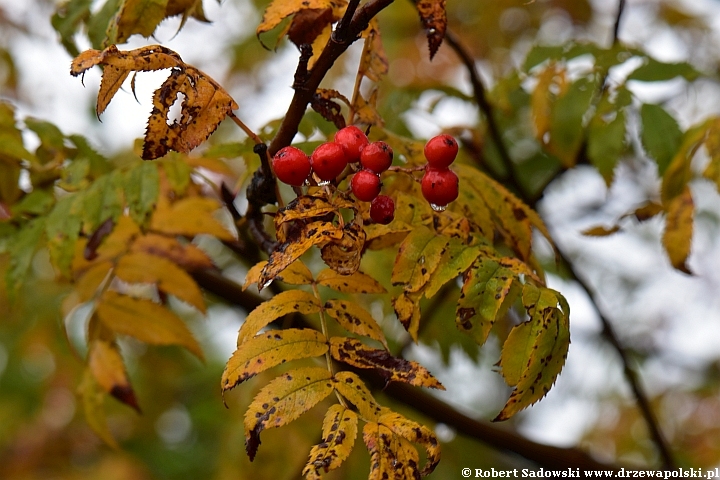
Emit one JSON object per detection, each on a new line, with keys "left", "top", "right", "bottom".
{"left": 228, "top": 111, "right": 263, "bottom": 145}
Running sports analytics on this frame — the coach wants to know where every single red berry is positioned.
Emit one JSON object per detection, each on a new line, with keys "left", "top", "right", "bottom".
{"left": 311, "top": 142, "right": 348, "bottom": 181}
{"left": 360, "top": 141, "right": 393, "bottom": 173}
{"left": 334, "top": 125, "right": 369, "bottom": 163}
{"left": 421, "top": 167, "right": 459, "bottom": 207}
{"left": 350, "top": 169, "right": 381, "bottom": 202}
{"left": 424, "top": 134, "right": 458, "bottom": 169}
{"left": 272, "top": 146, "right": 311, "bottom": 186}
{"left": 370, "top": 195, "right": 395, "bottom": 224}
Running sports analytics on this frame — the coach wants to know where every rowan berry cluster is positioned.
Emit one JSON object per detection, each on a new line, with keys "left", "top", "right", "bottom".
{"left": 271, "top": 125, "right": 396, "bottom": 224}
{"left": 420, "top": 134, "right": 459, "bottom": 208}
{"left": 271, "top": 128, "right": 460, "bottom": 223}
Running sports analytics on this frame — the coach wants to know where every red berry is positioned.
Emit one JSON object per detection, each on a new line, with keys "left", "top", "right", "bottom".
{"left": 424, "top": 134, "right": 458, "bottom": 169}
{"left": 334, "top": 125, "right": 369, "bottom": 163}
{"left": 421, "top": 167, "right": 459, "bottom": 207}
{"left": 351, "top": 169, "right": 381, "bottom": 202}
{"left": 360, "top": 141, "right": 393, "bottom": 173}
{"left": 370, "top": 195, "right": 395, "bottom": 224}
{"left": 272, "top": 146, "right": 311, "bottom": 186}
{"left": 311, "top": 142, "right": 348, "bottom": 181}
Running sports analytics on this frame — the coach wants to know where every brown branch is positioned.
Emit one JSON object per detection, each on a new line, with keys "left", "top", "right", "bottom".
{"left": 444, "top": 19, "right": 675, "bottom": 469}
{"left": 612, "top": 0, "right": 626, "bottom": 46}
{"left": 192, "top": 267, "right": 624, "bottom": 471}
{"left": 268, "top": 0, "right": 394, "bottom": 157}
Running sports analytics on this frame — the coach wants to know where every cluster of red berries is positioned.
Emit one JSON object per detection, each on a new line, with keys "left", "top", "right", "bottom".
{"left": 420, "top": 134, "right": 459, "bottom": 208}
{"left": 271, "top": 125, "right": 396, "bottom": 224}
{"left": 271, "top": 127, "right": 460, "bottom": 223}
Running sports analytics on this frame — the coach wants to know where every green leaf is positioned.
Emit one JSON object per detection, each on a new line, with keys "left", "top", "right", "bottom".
{"left": 51, "top": 0, "right": 93, "bottom": 56}
{"left": 25, "top": 117, "right": 66, "bottom": 153}
{"left": 627, "top": 58, "right": 700, "bottom": 82}
{"left": 88, "top": 0, "right": 122, "bottom": 48}
{"left": 640, "top": 103, "right": 682, "bottom": 176}
{"left": 495, "top": 284, "right": 570, "bottom": 421}
{"left": 46, "top": 194, "right": 83, "bottom": 277}
{"left": 221, "top": 328, "right": 328, "bottom": 392}
{"left": 549, "top": 76, "right": 597, "bottom": 167}
{"left": 96, "top": 291, "right": 204, "bottom": 360}
{"left": 82, "top": 170, "right": 124, "bottom": 232}
{"left": 5, "top": 217, "right": 46, "bottom": 299}
{"left": 11, "top": 189, "right": 55, "bottom": 217}
{"left": 124, "top": 161, "right": 159, "bottom": 224}
{"left": 588, "top": 109, "right": 626, "bottom": 182}
{"left": 456, "top": 257, "right": 520, "bottom": 347}
{"left": 391, "top": 226, "right": 448, "bottom": 293}
{"left": 424, "top": 238, "right": 483, "bottom": 299}
{"left": 160, "top": 155, "right": 192, "bottom": 194}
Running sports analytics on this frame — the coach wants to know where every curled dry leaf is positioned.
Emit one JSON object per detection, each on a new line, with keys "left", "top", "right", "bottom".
{"left": 70, "top": 45, "right": 238, "bottom": 160}
{"left": 415, "top": 0, "right": 447, "bottom": 59}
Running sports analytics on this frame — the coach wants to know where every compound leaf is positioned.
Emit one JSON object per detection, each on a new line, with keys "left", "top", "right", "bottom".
{"left": 244, "top": 367, "right": 334, "bottom": 461}
{"left": 222, "top": 328, "right": 328, "bottom": 392}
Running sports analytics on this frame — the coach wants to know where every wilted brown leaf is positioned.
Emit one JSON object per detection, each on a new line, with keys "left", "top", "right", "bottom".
{"left": 415, "top": 0, "right": 447, "bottom": 59}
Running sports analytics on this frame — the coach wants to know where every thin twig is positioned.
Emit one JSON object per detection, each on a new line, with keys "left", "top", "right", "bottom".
{"left": 228, "top": 111, "right": 263, "bottom": 144}
{"left": 612, "top": 0, "right": 626, "bottom": 46}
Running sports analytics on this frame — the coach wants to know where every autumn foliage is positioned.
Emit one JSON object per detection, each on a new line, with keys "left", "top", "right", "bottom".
{"left": 3, "top": 0, "right": 720, "bottom": 477}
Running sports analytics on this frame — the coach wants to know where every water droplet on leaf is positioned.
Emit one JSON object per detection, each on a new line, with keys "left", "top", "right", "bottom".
{"left": 430, "top": 203, "right": 446, "bottom": 212}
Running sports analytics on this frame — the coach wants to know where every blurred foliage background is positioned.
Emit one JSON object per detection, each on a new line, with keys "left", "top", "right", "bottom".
{"left": 2, "top": 0, "right": 720, "bottom": 478}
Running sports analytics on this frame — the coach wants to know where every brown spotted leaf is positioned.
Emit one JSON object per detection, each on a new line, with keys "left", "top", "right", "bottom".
{"left": 130, "top": 233, "right": 213, "bottom": 271}
{"left": 363, "top": 421, "right": 421, "bottom": 480}
{"left": 329, "top": 337, "right": 444, "bottom": 390}
{"left": 320, "top": 221, "right": 366, "bottom": 276}
{"left": 376, "top": 410, "right": 440, "bottom": 476}
{"left": 311, "top": 89, "right": 348, "bottom": 130}
{"left": 275, "top": 195, "right": 338, "bottom": 231}
{"left": 237, "top": 290, "right": 322, "bottom": 345}
{"left": 415, "top": 0, "right": 447, "bottom": 59}
{"left": 662, "top": 185, "right": 694, "bottom": 273}
{"left": 244, "top": 367, "right": 334, "bottom": 461}
{"left": 392, "top": 291, "right": 422, "bottom": 342}
{"left": 95, "top": 291, "right": 203, "bottom": 360}
{"left": 244, "top": 261, "right": 268, "bottom": 291}
{"left": 316, "top": 268, "right": 386, "bottom": 294}
{"left": 392, "top": 226, "right": 449, "bottom": 293}
{"left": 456, "top": 257, "right": 521, "bottom": 347}
{"left": 222, "top": 328, "right": 328, "bottom": 392}
{"left": 260, "top": 221, "right": 343, "bottom": 288}
{"left": 424, "top": 238, "right": 484, "bottom": 298}
{"left": 495, "top": 284, "right": 570, "bottom": 421}
{"left": 333, "top": 371, "right": 383, "bottom": 421}
{"left": 303, "top": 405, "right": 358, "bottom": 479}
{"left": 324, "top": 299, "right": 388, "bottom": 348}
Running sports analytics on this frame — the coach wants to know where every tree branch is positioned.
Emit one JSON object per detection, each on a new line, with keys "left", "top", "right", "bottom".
{"left": 268, "top": 0, "right": 394, "bottom": 157}
{"left": 443, "top": 21, "right": 675, "bottom": 469}
{"left": 612, "top": 0, "right": 626, "bottom": 46}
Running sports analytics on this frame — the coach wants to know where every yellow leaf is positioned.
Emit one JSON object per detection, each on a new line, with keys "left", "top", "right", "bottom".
{"left": 150, "top": 196, "right": 235, "bottom": 240}
{"left": 256, "top": 0, "right": 332, "bottom": 39}
{"left": 244, "top": 367, "right": 334, "bottom": 461}
{"left": 581, "top": 225, "right": 621, "bottom": 237}
{"left": 329, "top": 337, "right": 444, "bottom": 390}
{"left": 359, "top": 18, "right": 388, "bottom": 82}
{"left": 303, "top": 405, "right": 358, "bottom": 478}
{"left": 75, "top": 261, "right": 113, "bottom": 302}
{"left": 333, "top": 371, "right": 383, "bottom": 421}
{"left": 277, "top": 260, "right": 314, "bottom": 285}
{"left": 116, "top": 252, "right": 206, "bottom": 312}
{"left": 185, "top": 155, "right": 235, "bottom": 176}
{"left": 72, "top": 215, "right": 141, "bottom": 275}
{"left": 424, "top": 239, "right": 483, "bottom": 298}
{"left": 78, "top": 368, "right": 119, "bottom": 448}
{"left": 97, "top": 66, "right": 131, "bottom": 117}
{"left": 316, "top": 268, "right": 386, "bottom": 294}
{"left": 324, "top": 299, "right": 388, "bottom": 348}
{"left": 275, "top": 195, "right": 337, "bottom": 233}
{"left": 662, "top": 186, "right": 694, "bottom": 273}
{"left": 259, "top": 221, "right": 342, "bottom": 288}
{"left": 96, "top": 291, "right": 203, "bottom": 360}
{"left": 376, "top": 410, "right": 440, "bottom": 476}
{"left": 243, "top": 261, "right": 267, "bottom": 291}
{"left": 363, "top": 422, "right": 420, "bottom": 480}
{"left": 495, "top": 284, "right": 570, "bottom": 421}
{"left": 222, "top": 328, "right": 328, "bottom": 392}
{"left": 392, "top": 291, "right": 422, "bottom": 342}
{"left": 88, "top": 337, "right": 140, "bottom": 412}
{"left": 237, "top": 290, "right": 322, "bottom": 345}
{"left": 392, "top": 226, "right": 449, "bottom": 293}
{"left": 130, "top": 233, "right": 214, "bottom": 271}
